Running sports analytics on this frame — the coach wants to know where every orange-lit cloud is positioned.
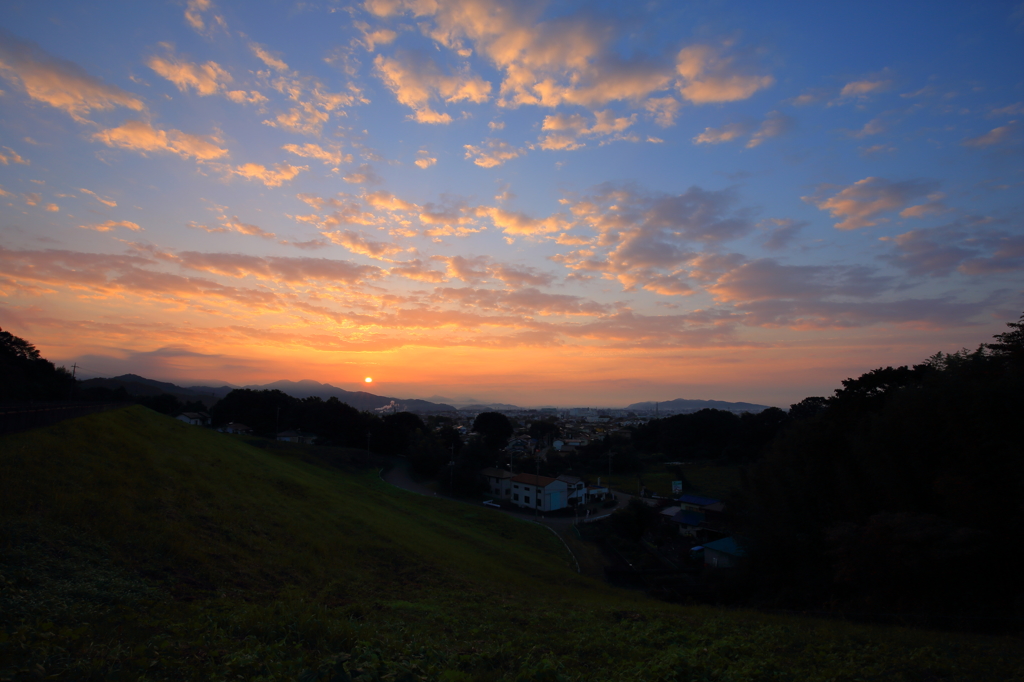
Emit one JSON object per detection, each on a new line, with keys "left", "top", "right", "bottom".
{"left": 80, "top": 219, "right": 141, "bottom": 232}
{"left": 676, "top": 45, "right": 774, "bottom": 104}
{"left": 804, "top": 177, "right": 938, "bottom": 230}
{"left": 374, "top": 51, "right": 491, "bottom": 123}
{"left": 93, "top": 120, "right": 228, "bottom": 161}
{"left": 0, "top": 146, "right": 30, "bottom": 165}
{"left": 232, "top": 162, "right": 307, "bottom": 187}
{"left": 0, "top": 31, "right": 145, "bottom": 122}
{"left": 147, "top": 49, "right": 232, "bottom": 96}
{"left": 464, "top": 138, "right": 523, "bottom": 167}
{"left": 282, "top": 142, "right": 350, "bottom": 166}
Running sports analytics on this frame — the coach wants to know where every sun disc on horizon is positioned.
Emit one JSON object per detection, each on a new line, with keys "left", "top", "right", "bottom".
{"left": 365, "top": 377, "right": 373, "bottom": 383}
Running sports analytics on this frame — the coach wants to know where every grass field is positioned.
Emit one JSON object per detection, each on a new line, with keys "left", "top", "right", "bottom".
{"left": 2, "top": 407, "right": 1023, "bottom": 680}
{"left": 603, "top": 461, "right": 745, "bottom": 500}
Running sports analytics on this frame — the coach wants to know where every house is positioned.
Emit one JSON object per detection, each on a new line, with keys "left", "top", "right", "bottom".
{"left": 510, "top": 473, "right": 568, "bottom": 512}
{"left": 703, "top": 536, "right": 746, "bottom": 568}
{"left": 556, "top": 474, "right": 587, "bottom": 505}
{"left": 506, "top": 437, "right": 535, "bottom": 453}
{"left": 176, "top": 412, "right": 209, "bottom": 426}
{"left": 669, "top": 509, "right": 706, "bottom": 537}
{"left": 675, "top": 494, "right": 725, "bottom": 513}
{"left": 219, "top": 422, "right": 252, "bottom": 435}
{"left": 276, "top": 430, "right": 316, "bottom": 444}
{"left": 480, "top": 467, "right": 513, "bottom": 498}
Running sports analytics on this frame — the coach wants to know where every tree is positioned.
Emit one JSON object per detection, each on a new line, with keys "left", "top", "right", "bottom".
{"left": 528, "top": 419, "right": 560, "bottom": 444}
{"left": 472, "top": 411, "right": 513, "bottom": 451}
{"left": 988, "top": 310, "right": 1024, "bottom": 361}
{"left": 0, "top": 327, "right": 76, "bottom": 402}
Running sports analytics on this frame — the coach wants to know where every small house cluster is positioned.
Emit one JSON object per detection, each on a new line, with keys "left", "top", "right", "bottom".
{"left": 480, "top": 468, "right": 611, "bottom": 512}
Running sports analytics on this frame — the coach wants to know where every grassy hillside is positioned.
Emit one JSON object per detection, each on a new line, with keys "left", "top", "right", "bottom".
{"left": 2, "top": 407, "right": 1022, "bottom": 680}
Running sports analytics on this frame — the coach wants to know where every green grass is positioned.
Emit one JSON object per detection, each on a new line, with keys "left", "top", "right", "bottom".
{"left": 2, "top": 406, "right": 1022, "bottom": 680}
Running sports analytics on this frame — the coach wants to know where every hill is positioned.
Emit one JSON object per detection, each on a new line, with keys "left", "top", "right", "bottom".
{"left": 1, "top": 408, "right": 1021, "bottom": 680}
{"left": 628, "top": 398, "right": 772, "bottom": 414}
{"left": 80, "top": 374, "right": 456, "bottom": 413}
{"left": 245, "top": 378, "right": 455, "bottom": 412}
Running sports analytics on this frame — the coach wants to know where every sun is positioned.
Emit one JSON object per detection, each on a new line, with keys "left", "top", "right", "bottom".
{"left": 364, "top": 377, "right": 373, "bottom": 383}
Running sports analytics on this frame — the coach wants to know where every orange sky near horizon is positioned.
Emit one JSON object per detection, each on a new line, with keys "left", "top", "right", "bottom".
{"left": 1, "top": 1, "right": 1021, "bottom": 407}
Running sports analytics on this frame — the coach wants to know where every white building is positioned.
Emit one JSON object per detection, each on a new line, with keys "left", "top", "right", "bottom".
{"left": 480, "top": 467, "right": 513, "bottom": 498}
{"left": 510, "top": 473, "right": 568, "bottom": 512}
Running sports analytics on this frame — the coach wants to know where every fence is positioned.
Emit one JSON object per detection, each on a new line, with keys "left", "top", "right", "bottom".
{"left": 0, "top": 402, "right": 129, "bottom": 436}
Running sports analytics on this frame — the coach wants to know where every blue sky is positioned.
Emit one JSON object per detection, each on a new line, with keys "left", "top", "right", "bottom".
{"left": 1, "top": 0, "right": 1022, "bottom": 406}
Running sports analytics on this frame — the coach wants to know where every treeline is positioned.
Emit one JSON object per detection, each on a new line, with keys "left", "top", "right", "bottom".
{"left": 0, "top": 328, "right": 76, "bottom": 403}
{"left": 632, "top": 406, "right": 789, "bottom": 462}
{"left": 735, "top": 313, "right": 1024, "bottom": 624}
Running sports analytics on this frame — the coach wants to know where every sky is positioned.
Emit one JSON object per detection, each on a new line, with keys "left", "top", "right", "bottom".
{"left": 1, "top": 0, "right": 1022, "bottom": 408}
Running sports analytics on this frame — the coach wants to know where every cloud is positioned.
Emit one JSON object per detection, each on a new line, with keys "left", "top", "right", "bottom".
{"left": 368, "top": 1, "right": 772, "bottom": 112}
{"left": 962, "top": 121, "right": 1019, "bottom": 148}
{"left": 708, "top": 259, "right": 891, "bottom": 305}
{"left": 320, "top": 230, "right": 404, "bottom": 259}
{"left": 23, "top": 192, "right": 40, "bottom": 206}
{"left": 536, "top": 110, "right": 636, "bottom": 150}
{"left": 354, "top": 21, "right": 398, "bottom": 52}
{"left": 880, "top": 218, "right": 1024, "bottom": 277}
{"left": 759, "top": 218, "right": 806, "bottom": 251}
{"left": 675, "top": 45, "right": 774, "bottom": 104}
{"left": 260, "top": 66, "right": 357, "bottom": 136}
{"left": 164, "top": 249, "right": 385, "bottom": 285}
{"left": 390, "top": 258, "right": 448, "bottom": 282}
{"left": 415, "top": 151, "right": 437, "bottom": 169}
{"left": 225, "top": 89, "right": 268, "bottom": 105}
{"left": 846, "top": 117, "right": 885, "bottom": 138}
{"left": 640, "top": 273, "right": 695, "bottom": 296}
{"left": 0, "top": 146, "right": 29, "bottom": 165}
{"left": 374, "top": 51, "right": 491, "bottom": 123}
{"left": 838, "top": 79, "right": 891, "bottom": 100}
{"left": 899, "top": 193, "right": 948, "bottom": 219}
{"left": 183, "top": 0, "right": 226, "bottom": 34}
{"left": 93, "top": 120, "right": 228, "bottom": 161}
{"left": 0, "top": 29, "right": 146, "bottom": 122}
{"left": 694, "top": 122, "right": 750, "bottom": 145}
{"left": 363, "top": 190, "right": 419, "bottom": 213}
{"left": 645, "top": 96, "right": 681, "bottom": 127}
{"left": 803, "top": 177, "right": 938, "bottom": 230}
{"left": 694, "top": 112, "right": 791, "bottom": 147}
{"left": 464, "top": 138, "right": 524, "bottom": 167}
{"left": 434, "top": 254, "right": 492, "bottom": 283}
{"left": 282, "top": 142, "right": 350, "bottom": 165}
{"left": 147, "top": 50, "right": 232, "bottom": 96}
{"left": 747, "top": 111, "right": 792, "bottom": 147}
{"left": 79, "top": 219, "right": 141, "bottom": 232}
{"left": 342, "top": 163, "right": 384, "bottom": 185}
{"left": 79, "top": 188, "right": 117, "bottom": 207}
{"left": 250, "top": 43, "right": 289, "bottom": 72}
{"left": 224, "top": 216, "right": 275, "bottom": 239}
{"left": 232, "top": 162, "right": 307, "bottom": 187}
{"left": 555, "top": 184, "right": 753, "bottom": 294}
{"left": 475, "top": 206, "right": 569, "bottom": 236}
{"left": 44, "top": 203, "right": 59, "bottom": 212}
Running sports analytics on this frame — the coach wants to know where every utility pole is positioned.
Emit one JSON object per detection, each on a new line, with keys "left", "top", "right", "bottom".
{"left": 71, "top": 363, "right": 78, "bottom": 378}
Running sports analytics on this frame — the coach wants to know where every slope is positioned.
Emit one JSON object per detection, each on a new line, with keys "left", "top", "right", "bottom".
{"left": 1, "top": 407, "right": 1022, "bottom": 681}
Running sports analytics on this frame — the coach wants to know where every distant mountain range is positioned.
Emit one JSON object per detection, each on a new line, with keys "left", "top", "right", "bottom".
{"left": 626, "top": 398, "right": 771, "bottom": 414}
{"left": 81, "top": 374, "right": 772, "bottom": 414}
{"left": 80, "top": 375, "right": 455, "bottom": 413}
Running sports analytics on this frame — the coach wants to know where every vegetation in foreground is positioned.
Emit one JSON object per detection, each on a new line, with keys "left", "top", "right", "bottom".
{"left": 2, "top": 407, "right": 1023, "bottom": 680}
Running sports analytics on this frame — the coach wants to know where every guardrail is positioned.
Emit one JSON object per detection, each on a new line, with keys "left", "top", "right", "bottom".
{"left": 0, "top": 402, "right": 129, "bottom": 436}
